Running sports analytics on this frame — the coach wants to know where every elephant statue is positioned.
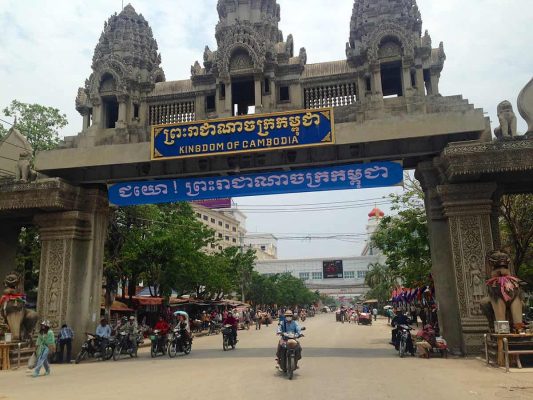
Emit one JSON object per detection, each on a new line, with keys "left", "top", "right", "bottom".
{"left": 494, "top": 100, "right": 518, "bottom": 139}
{"left": 482, "top": 250, "right": 524, "bottom": 333}
{"left": 0, "top": 272, "right": 39, "bottom": 341}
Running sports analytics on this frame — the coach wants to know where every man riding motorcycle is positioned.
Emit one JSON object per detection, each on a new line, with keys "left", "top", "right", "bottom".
{"left": 276, "top": 310, "right": 302, "bottom": 369}
{"left": 391, "top": 310, "right": 413, "bottom": 352}
{"left": 222, "top": 311, "right": 238, "bottom": 345}
{"left": 154, "top": 316, "right": 170, "bottom": 335}
{"left": 121, "top": 316, "right": 139, "bottom": 353}
{"left": 95, "top": 318, "right": 112, "bottom": 359}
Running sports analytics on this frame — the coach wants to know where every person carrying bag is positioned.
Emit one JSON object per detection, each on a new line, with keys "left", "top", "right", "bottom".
{"left": 32, "top": 320, "right": 55, "bottom": 377}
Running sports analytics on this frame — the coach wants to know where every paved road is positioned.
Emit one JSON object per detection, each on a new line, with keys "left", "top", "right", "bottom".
{"left": 1, "top": 314, "right": 532, "bottom": 400}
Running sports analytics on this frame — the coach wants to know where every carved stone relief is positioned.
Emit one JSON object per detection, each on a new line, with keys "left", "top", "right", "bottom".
{"left": 449, "top": 215, "right": 493, "bottom": 319}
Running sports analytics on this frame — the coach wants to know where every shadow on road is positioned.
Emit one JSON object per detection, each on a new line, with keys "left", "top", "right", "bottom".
{"left": 186, "top": 346, "right": 393, "bottom": 359}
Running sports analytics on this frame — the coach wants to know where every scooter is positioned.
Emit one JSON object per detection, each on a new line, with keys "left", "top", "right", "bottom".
{"left": 397, "top": 325, "right": 415, "bottom": 358}
{"left": 167, "top": 327, "right": 192, "bottom": 358}
{"left": 222, "top": 324, "right": 237, "bottom": 351}
{"left": 278, "top": 327, "right": 306, "bottom": 380}
{"left": 75, "top": 333, "right": 115, "bottom": 364}
{"left": 150, "top": 329, "right": 166, "bottom": 358}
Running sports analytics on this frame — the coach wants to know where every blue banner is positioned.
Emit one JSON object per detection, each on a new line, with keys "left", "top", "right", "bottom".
{"left": 151, "top": 108, "right": 334, "bottom": 160}
{"left": 108, "top": 161, "right": 403, "bottom": 207}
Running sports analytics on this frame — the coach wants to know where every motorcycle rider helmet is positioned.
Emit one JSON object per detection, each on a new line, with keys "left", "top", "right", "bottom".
{"left": 129, "top": 316, "right": 136, "bottom": 321}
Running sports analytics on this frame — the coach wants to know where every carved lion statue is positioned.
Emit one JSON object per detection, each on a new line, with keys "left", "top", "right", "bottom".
{"left": 15, "top": 151, "right": 37, "bottom": 183}
{"left": 0, "top": 272, "right": 39, "bottom": 341}
{"left": 480, "top": 250, "right": 524, "bottom": 333}
{"left": 494, "top": 100, "right": 517, "bottom": 139}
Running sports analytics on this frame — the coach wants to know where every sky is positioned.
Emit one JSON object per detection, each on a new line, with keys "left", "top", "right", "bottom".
{"left": 0, "top": 0, "right": 531, "bottom": 259}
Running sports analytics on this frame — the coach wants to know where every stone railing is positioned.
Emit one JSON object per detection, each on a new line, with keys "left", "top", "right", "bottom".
{"left": 304, "top": 82, "right": 357, "bottom": 109}
{"left": 149, "top": 101, "right": 196, "bottom": 125}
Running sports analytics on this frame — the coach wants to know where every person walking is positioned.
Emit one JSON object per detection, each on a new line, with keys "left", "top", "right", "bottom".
{"left": 372, "top": 308, "right": 378, "bottom": 321}
{"left": 32, "top": 320, "right": 55, "bottom": 377}
{"left": 57, "top": 323, "right": 74, "bottom": 363}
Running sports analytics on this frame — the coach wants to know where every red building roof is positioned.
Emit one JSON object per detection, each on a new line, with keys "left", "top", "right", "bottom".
{"left": 368, "top": 207, "right": 385, "bottom": 218}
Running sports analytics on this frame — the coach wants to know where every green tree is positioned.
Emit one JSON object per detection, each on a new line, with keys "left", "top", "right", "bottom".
{"left": 2, "top": 100, "right": 68, "bottom": 153}
{"left": 500, "top": 194, "right": 533, "bottom": 286}
{"left": 364, "top": 263, "right": 396, "bottom": 304}
{"left": 371, "top": 175, "right": 432, "bottom": 287}
{"left": 221, "top": 246, "right": 256, "bottom": 302}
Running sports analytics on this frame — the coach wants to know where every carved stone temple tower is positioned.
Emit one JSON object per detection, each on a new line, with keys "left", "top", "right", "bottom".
{"left": 193, "top": 0, "right": 307, "bottom": 116}
{"left": 346, "top": 0, "right": 445, "bottom": 110}
{"left": 73, "top": 4, "right": 165, "bottom": 147}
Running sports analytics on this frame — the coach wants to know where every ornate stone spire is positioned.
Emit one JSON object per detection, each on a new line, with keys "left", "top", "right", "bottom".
{"left": 198, "top": 0, "right": 305, "bottom": 79}
{"left": 86, "top": 3, "right": 165, "bottom": 100}
{"left": 347, "top": 0, "right": 423, "bottom": 63}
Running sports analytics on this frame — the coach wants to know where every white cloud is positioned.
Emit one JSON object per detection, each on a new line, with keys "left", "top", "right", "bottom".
{"left": 0, "top": 1, "right": 530, "bottom": 258}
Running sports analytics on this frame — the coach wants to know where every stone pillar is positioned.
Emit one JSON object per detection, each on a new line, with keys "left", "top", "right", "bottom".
{"left": 437, "top": 182, "right": 497, "bottom": 354}
{"left": 356, "top": 74, "right": 366, "bottom": 100}
{"left": 34, "top": 189, "right": 108, "bottom": 352}
{"left": 116, "top": 95, "right": 128, "bottom": 129}
{"left": 371, "top": 64, "right": 383, "bottom": 97}
{"left": 224, "top": 80, "right": 233, "bottom": 116}
{"left": 91, "top": 98, "right": 102, "bottom": 129}
{"left": 430, "top": 70, "right": 441, "bottom": 95}
{"left": 416, "top": 162, "right": 464, "bottom": 355}
{"left": 81, "top": 112, "right": 90, "bottom": 131}
{"left": 0, "top": 222, "right": 20, "bottom": 285}
{"left": 254, "top": 77, "right": 262, "bottom": 112}
{"left": 195, "top": 95, "right": 206, "bottom": 120}
{"left": 402, "top": 64, "right": 412, "bottom": 96}
{"left": 415, "top": 66, "right": 425, "bottom": 96}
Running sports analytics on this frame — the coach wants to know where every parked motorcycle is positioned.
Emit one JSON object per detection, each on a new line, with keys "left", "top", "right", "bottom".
{"left": 278, "top": 327, "right": 305, "bottom": 380}
{"left": 397, "top": 324, "right": 415, "bottom": 358}
{"left": 113, "top": 331, "right": 142, "bottom": 360}
{"left": 167, "top": 327, "right": 192, "bottom": 358}
{"left": 75, "top": 333, "right": 115, "bottom": 364}
{"left": 222, "top": 324, "right": 237, "bottom": 351}
{"left": 150, "top": 329, "right": 166, "bottom": 358}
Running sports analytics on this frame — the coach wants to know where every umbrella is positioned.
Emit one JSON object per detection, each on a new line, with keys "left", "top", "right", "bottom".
{"left": 383, "top": 305, "right": 393, "bottom": 310}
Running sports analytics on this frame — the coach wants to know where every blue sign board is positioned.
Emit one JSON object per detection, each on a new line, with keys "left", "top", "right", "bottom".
{"left": 151, "top": 108, "right": 334, "bottom": 160}
{"left": 108, "top": 161, "right": 403, "bottom": 207}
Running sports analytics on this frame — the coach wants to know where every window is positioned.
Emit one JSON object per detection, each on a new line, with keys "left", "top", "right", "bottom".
{"left": 344, "top": 271, "right": 355, "bottom": 279}
{"left": 220, "top": 83, "right": 226, "bottom": 100}
{"left": 205, "top": 95, "right": 216, "bottom": 113}
{"left": 211, "top": 244, "right": 216, "bottom": 249}
{"left": 357, "top": 271, "right": 367, "bottom": 279}
{"left": 225, "top": 223, "right": 229, "bottom": 229}
{"left": 312, "top": 272, "right": 323, "bottom": 280}
{"left": 133, "top": 104, "right": 140, "bottom": 119}
{"left": 211, "top": 218, "right": 215, "bottom": 223}
{"left": 218, "top": 233, "right": 223, "bottom": 239}
{"left": 203, "top": 215, "right": 208, "bottom": 221}
{"left": 232, "top": 238, "right": 237, "bottom": 243}
{"left": 196, "top": 213, "right": 201, "bottom": 218}
{"left": 225, "top": 236, "right": 230, "bottom": 241}
{"left": 232, "top": 227, "right": 237, "bottom": 232}
{"left": 279, "top": 86, "right": 290, "bottom": 102}
{"left": 299, "top": 272, "right": 309, "bottom": 281}
{"left": 218, "top": 246, "right": 223, "bottom": 251}
{"left": 218, "top": 221, "right": 223, "bottom": 226}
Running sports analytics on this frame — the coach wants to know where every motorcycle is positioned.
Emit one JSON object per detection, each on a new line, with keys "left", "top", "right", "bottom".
{"left": 222, "top": 324, "right": 237, "bottom": 351}
{"left": 397, "top": 324, "right": 415, "bottom": 358}
{"left": 278, "top": 327, "right": 305, "bottom": 380}
{"left": 150, "top": 329, "right": 167, "bottom": 358}
{"left": 167, "top": 327, "right": 192, "bottom": 358}
{"left": 75, "top": 333, "right": 115, "bottom": 364}
{"left": 300, "top": 313, "right": 307, "bottom": 322}
{"left": 113, "top": 331, "right": 142, "bottom": 360}
{"left": 208, "top": 321, "right": 222, "bottom": 336}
